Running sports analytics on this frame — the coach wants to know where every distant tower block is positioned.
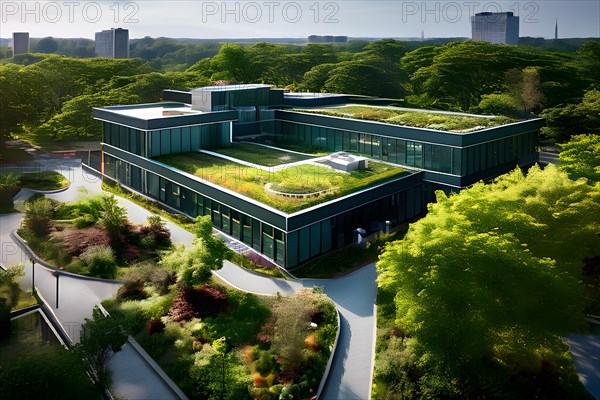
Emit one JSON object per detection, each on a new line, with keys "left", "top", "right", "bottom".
{"left": 421, "top": 30, "right": 425, "bottom": 41}
{"left": 471, "top": 12, "right": 519, "bottom": 45}
{"left": 11, "top": 32, "right": 30, "bottom": 55}
{"left": 95, "top": 28, "right": 130, "bottom": 58}
{"left": 555, "top": 19, "right": 558, "bottom": 40}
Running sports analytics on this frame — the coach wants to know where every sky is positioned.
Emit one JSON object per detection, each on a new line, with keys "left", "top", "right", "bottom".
{"left": 1, "top": 0, "right": 599, "bottom": 40}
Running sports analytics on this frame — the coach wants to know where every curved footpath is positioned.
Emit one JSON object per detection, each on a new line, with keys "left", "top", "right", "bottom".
{"left": 215, "top": 261, "right": 378, "bottom": 400}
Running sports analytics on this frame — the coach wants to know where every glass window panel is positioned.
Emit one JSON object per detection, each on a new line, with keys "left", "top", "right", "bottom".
{"left": 181, "top": 127, "right": 191, "bottom": 152}
{"left": 286, "top": 231, "right": 298, "bottom": 268}
{"left": 162, "top": 129, "right": 171, "bottom": 154}
{"left": 371, "top": 136, "right": 381, "bottom": 159}
{"left": 171, "top": 128, "right": 181, "bottom": 153}
{"left": 310, "top": 223, "right": 321, "bottom": 257}
{"left": 252, "top": 220, "right": 261, "bottom": 251}
{"left": 321, "top": 219, "right": 332, "bottom": 252}
{"left": 298, "top": 227, "right": 310, "bottom": 263}
{"left": 146, "top": 172, "right": 159, "bottom": 198}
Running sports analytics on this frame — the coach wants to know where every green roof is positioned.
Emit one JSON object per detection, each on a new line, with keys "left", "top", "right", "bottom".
{"left": 294, "top": 105, "right": 519, "bottom": 133}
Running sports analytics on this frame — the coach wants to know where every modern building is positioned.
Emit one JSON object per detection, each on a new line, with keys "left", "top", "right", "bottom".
{"left": 308, "top": 35, "right": 348, "bottom": 43}
{"left": 471, "top": 12, "right": 519, "bottom": 45}
{"left": 11, "top": 32, "right": 30, "bottom": 55}
{"left": 93, "top": 84, "right": 543, "bottom": 270}
{"left": 95, "top": 28, "right": 129, "bottom": 58}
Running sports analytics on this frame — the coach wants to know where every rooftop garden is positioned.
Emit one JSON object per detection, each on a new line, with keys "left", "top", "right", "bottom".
{"left": 295, "top": 105, "right": 518, "bottom": 133}
{"left": 212, "top": 143, "right": 314, "bottom": 166}
{"left": 155, "top": 152, "right": 409, "bottom": 213}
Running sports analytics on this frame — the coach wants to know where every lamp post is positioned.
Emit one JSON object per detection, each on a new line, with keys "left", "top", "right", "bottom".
{"left": 53, "top": 270, "right": 60, "bottom": 309}
{"left": 29, "top": 258, "right": 35, "bottom": 294}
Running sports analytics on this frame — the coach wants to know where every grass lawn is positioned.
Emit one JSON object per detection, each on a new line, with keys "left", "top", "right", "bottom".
{"left": 19, "top": 171, "right": 70, "bottom": 191}
{"left": 212, "top": 143, "right": 315, "bottom": 166}
{"left": 297, "top": 105, "right": 518, "bottom": 132}
{"left": 156, "top": 152, "right": 408, "bottom": 213}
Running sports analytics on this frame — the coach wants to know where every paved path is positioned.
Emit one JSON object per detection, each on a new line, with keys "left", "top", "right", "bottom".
{"left": 214, "top": 261, "right": 378, "bottom": 400}
{"left": 565, "top": 334, "right": 600, "bottom": 400}
{"left": 1, "top": 159, "right": 183, "bottom": 400}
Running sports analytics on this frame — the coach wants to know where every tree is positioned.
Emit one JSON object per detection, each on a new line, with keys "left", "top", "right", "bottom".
{"left": 559, "top": 134, "right": 600, "bottom": 182}
{"left": 34, "top": 37, "right": 58, "bottom": 53}
{"left": 0, "top": 264, "right": 25, "bottom": 339}
{"left": 377, "top": 164, "right": 598, "bottom": 381}
{"left": 541, "top": 89, "right": 600, "bottom": 142}
{"left": 99, "top": 195, "right": 127, "bottom": 241}
{"left": 160, "top": 216, "right": 227, "bottom": 286}
{"left": 74, "top": 307, "right": 128, "bottom": 387}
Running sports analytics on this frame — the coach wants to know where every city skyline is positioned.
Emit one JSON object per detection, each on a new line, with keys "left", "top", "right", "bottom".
{"left": 1, "top": 1, "right": 599, "bottom": 40}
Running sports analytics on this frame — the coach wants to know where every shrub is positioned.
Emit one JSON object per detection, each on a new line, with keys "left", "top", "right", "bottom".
{"left": 79, "top": 245, "right": 117, "bottom": 279}
{"left": 146, "top": 318, "right": 166, "bottom": 334}
{"left": 168, "top": 285, "right": 228, "bottom": 323}
{"left": 100, "top": 195, "right": 128, "bottom": 241}
{"left": 24, "top": 197, "right": 53, "bottom": 236}
{"left": 58, "top": 225, "right": 111, "bottom": 256}
{"left": 139, "top": 215, "right": 171, "bottom": 247}
{"left": 0, "top": 172, "right": 20, "bottom": 190}
{"left": 117, "top": 280, "right": 147, "bottom": 300}
{"left": 74, "top": 213, "right": 96, "bottom": 228}
{"left": 255, "top": 352, "right": 277, "bottom": 376}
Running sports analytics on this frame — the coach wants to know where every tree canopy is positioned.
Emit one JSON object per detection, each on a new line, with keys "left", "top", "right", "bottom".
{"left": 559, "top": 134, "right": 600, "bottom": 182}
{"left": 377, "top": 164, "right": 599, "bottom": 379}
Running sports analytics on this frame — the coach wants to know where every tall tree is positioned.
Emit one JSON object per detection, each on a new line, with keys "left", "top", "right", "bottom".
{"left": 559, "top": 134, "right": 600, "bottom": 182}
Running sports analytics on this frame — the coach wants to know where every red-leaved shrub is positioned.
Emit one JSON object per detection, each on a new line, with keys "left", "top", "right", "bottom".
{"left": 146, "top": 318, "right": 165, "bottom": 334}
{"left": 168, "top": 285, "right": 228, "bottom": 323}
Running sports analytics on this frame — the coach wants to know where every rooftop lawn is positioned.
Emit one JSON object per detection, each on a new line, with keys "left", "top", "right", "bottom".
{"left": 211, "top": 143, "right": 314, "bottom": 166}
{"left": 155, "top": 152, "right": 408, "bottom": 213}
{"left": 295, "top": 105, "right": 518, "bottom": 132}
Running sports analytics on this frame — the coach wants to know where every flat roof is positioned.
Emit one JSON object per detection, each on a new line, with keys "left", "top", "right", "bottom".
{"left": 101, "top": 102, "right": 202, "bottom": 120}
{"left": 192, "top": 84, "right": 271, "bottom": 92}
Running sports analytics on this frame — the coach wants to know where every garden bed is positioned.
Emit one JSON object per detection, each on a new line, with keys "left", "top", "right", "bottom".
{"left": 296, "top": 105, "right": 518, "bottom": 132}
{"left": 18, "top": 194, "right": 172, "bottom": 279}
{"left": 155, "top": 152, "right": 408, "bottom": 213}
{"left": 103, "top": 278, "right": 337, "bottom": 400}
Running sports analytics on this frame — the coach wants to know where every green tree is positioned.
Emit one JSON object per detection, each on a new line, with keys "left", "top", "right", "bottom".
{"left": 377, "top": 164, "right": 597, "bottom": 380}
{"left": 33, "top": 37, "right": 58, "bottom": 53}
{"left": 160, "top": 216, "right": 227, "bottom": 286}
{"left": 0, "top": 264, "right": 25, "bottom": 339}
{"left": 74, "top": 306, "right": 128, "bottom": 387}
{"left": 100, "top": 195, "right": 127, "bottom": 241}
{"left": 541, "top": 89, "right": 600, "bottom": 142}
{"left": 559, "top": 134, "right": 600, "bottom": 182}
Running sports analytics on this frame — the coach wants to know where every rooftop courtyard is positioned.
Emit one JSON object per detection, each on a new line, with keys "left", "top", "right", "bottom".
{"left": 294, "top": 105, "right": 519, "bottom": 133}
{"left": 154, "top": 145, "right": 409, "bottom": 213}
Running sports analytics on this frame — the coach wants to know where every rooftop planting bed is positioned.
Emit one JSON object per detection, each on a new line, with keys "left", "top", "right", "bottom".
{"left": 295, "top": 105, "right": 518, "bottom": 133}
{"left": 212, "top": 143, "right": 314, "bottom": 166}
{"left": 155, "top": 152, "right": 409, "bottom": 213}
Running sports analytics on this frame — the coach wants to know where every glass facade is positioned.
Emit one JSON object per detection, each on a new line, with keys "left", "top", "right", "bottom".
{"left": 103, "top": 121, "right": 230, "bottom": 158}
{"left": 264, "top": 120, "right": 536, "bottom": 176}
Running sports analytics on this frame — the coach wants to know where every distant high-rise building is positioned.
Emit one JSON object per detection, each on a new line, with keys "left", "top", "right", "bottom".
{"left": 95, "top": 28, "right": 129, "bottom": 58}
{"left": 421, "top": 30, "right": 425, "bottom": 41}
{"left": 555, "top": 19, "right": 559, "bottom": 40}
{"left": 11, "top": 32, "right": 30, "bottom": 55}
{"left": 471, "top": 12, "right": 519, "bottom": 45}
{"left": 308, "top": 35, "right": 348, "bottom": 43}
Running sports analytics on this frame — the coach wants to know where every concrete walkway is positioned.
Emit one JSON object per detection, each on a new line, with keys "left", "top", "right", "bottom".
{"left": 1, "top": 159, "right": 184, "bottom": 400}
{"left": 214, "top": 261, "right": 378, "bottom": 400}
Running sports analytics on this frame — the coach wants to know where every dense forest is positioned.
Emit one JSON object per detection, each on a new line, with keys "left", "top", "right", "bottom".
{"left": 1, "top": 38, "right": 598, "bottom": 147}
